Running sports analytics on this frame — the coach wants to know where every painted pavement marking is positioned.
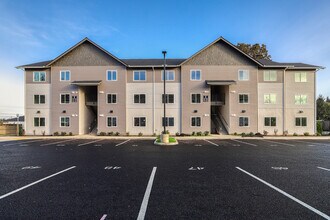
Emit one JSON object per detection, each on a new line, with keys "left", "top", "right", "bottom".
{"left": 260, "top": 139, "right": 295, "bottom": 147}
{"left": 231, "top": 139, "right": 257, "bottom": 147}
{"left": 3, "top": 139, "right": 46, "bottom": 146}
{"left": 40, "top": 139, "right": 75, "bottom": 146}
{"left": 203, "top": 139, "right": 219, "bottom": 146}
{"left": 115, "top": 139, "right": 131, "bottom": 147}
{"left": 317, "top": 167, "right": 330, "bottom": 172}
{"left": 78, "top": 139, "right": 103, "bottom": 147}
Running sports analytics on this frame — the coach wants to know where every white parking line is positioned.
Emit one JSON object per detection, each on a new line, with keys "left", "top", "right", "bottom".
{"left": 293, "top": 140, "right": 328, "bottom": 146}
{"left": 78, "top": 139, "right": 103, "bottom": 147}
{"left": 236, "top": 167, "right": 330, "bottom": 219}
{"left": 260, "top": 139, "right": 295, "bottom": 147}
{"left": 203, "top": 139, "right": 219, "bottom": 146}
{"left": 231, "top": 139, "right": 257, "bottom": 147}
{"left": 317, "top": 167, "right": 330, "bottom": 172}
{"left": 40, "top": 139, "right": 75, "bottom": 146}
{"left": 115, "top": 139, "right": 130, "bottom": 147}
{"left": 137, "top": 167, "right": 157, "bottom": 220}
{"left": 0, "top": 166, "right": 76, "bottom": 200}
{"left": 100, "top": 214, "right": 107, "bottom": 220}
{"left": 3, "top": 139, "right": 46, "bottom": 146}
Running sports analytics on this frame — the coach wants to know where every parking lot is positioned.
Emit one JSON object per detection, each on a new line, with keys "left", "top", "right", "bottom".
{"left": 0, "top": 138, "right": 329, "bottom": 219}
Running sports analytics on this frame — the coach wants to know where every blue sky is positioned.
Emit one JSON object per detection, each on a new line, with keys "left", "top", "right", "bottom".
{"left": 0, "top": 0, "right": 329, "bottom": 117}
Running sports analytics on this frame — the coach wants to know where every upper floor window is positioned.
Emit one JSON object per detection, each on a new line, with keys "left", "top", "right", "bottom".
{"left": 162, "top": 94, "right": 174, "bottom": 103}
{"left": 134, "top": 94, "right": 146, "bottom": 104}
{"left": 33, "top": 72, "right": 46, "bottom": 82}
{"left": 238, "top": 70, "right": 249, "bottom": 81}
{"left": 60, "top": 94, "right": 70, "bottom": 104}
{"left": 264, "top": 117, "right": 276, "bottom": 126}
{"left": 162, "top": 117, "right": 175, "bottom": 127}
{"left": 295, "top": 117, "right": 307, "bottom": 126}
{"left": 295, "top": 95, "right": 307, "bottom": 105}
{"left": 107, "top": 94, "right": 117, "bottom": 104}
{"left": 34, "top": 117, "right": 45, "bottom": 127}
{"left": 162, "top": 70, "right": 175, "bottom": 81}
{"left": 239, "top": 94, "right": 249, "bottom": 104}
{"left": 295, "top": 72, "right": 307, "bottom": 82}
{"left": 60, "top": 117, "right": 70, "bottom": 127}
{"left": 191, "top": 94, "right": 201, "bottom": 104}
{"left": 107, "top": 117, "right": 117, "bottom": 127}
{"left": 107, "top": 70, "right": 117, "bottom": 81}
{"left": 239, "top": 117, "right": 249, "bottom": 127}
{"left": 264, "top": 94, "right": 276, "bottom": 104}
{"left": 134, "top": 71, "right": 146, "bottom": 81}
{"left": 190, "top": 70, "right": 201, "bottom": 81}
{"left": 60, "top": 70, "right": 70, "bottom": 81}
{"left": 34, "top": 95, "right": 45, "bottom": 104}
{"left": 264, "top": 70, "right": 277, "bottom": 81}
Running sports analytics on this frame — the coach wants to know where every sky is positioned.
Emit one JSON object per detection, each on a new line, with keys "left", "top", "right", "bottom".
{"left": 0, "top": 0, "right": 329, "bottom": 117}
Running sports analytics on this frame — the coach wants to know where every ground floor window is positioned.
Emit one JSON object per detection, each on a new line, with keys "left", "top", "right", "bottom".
{"left": 60, "top": 117, "right": 70, "bottom": 127}
{"left": 134, "top": 117, "right": 146, "bottom": 127}
{"left": 34, "top": 117, "right": 45, "bottom": 127}
{"left": 107, "top": 117, "right": 117, "bottom": 127}
{"left": 264, "top": 117, "right": 276, "bottom": 126}
{"left": 162, "top": 117, "right": 174, "bottom": 127}
{"left": 295, "top": 117, "right": 307, "bottom": 126}
{"left": 191, "top": 117, "right": 201, "bottom": 127}
{"left": 239, "top": 117, "right": 249, "bottom": 127}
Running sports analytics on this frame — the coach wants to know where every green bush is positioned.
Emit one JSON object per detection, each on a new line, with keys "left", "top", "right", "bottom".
{"left": 303, "top": 132, "right": 309, "bottom": 136}
{"left": 126, "top": 132, "right": 130, "bottom": 136}
{"left": 108, "top": 131, "right": 114, "bottom": 136}
{"left": 293, "top": 132, "right": 298, "bottom": 136}
{"left": 204, "top": 131, "right": 210, "bottom": 136}
{"left": 69, "top": 132, "right": 73, "bottom": 136}
{"left": 192, "top": 131, "right": 196, "bottom": 136}
{"left": 241, "top": 132, "right": 246, "bottom": 137}
{"left": 138, "top": 132, "right": 143, "bottom": 136}
{"left": 197, "top": 131, "right": 203, "bottom": 136}
{"left": 233, "top": 132, "right": 238, "bottom": 136}
{"left": 61, "top": 132, "right": 67, "bottom": 136}
{"left": 248, "top": 132, "right": 254, "bottom": 137}
{"left": 53, "top": 132, "right": 59, "bottom": 136}
{"left": 99, "top": 132, "right": 106, "bottom": 136}
{"left": 175, "top": 132, "right": 180, "bottom": 136}
{"left": 115, "top": 132, "right": 120, "bottom": 136}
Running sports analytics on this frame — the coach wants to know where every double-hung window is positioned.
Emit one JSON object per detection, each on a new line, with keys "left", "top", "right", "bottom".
{"left": 60, "top": 94, "right": 70, "bottom": 104}
{"left": 238, "top": 70, "right": 249, "bottom": 81}
{"left": 264, "top": 94, "right": 276, "bottom": 104}
{"left": 162, "top": 117, "right": 174, "bottom": 127}
{"left": 60, "top": 71, "right": 70, "bottom": 81}
{"left": 162, "top": 94, "right": 174, "bottom": 104}
{"left": 190, "top": 70, "right": 201, "bottom": 81}
{"left": 33, "top": 72, "right": 46, "bottom": 82}
{"left": 239, "top": 94, "right": 249, "bottom": 104}
{"left": 162, "top": 70, "right": 175, "bottom": 81}
{"left": 264, "top": 70, "right": 277, "bottom": 81}
{"left": 107, "top": 70, "right": 117, "bottom": 81}
{"left": 34, "top": 95, "right": 45, "bottom": 104}
{"left": 107, "top": 94, "right": 117, "bottom": 104}
{"left": 133, "top": 71, "right": 146, "bottom": 81}
{"left": 107, "top": 117, "right": 117, "bottom": 127}
{"left": 239, "top": 117, "right": 249, "bottom": 127}
{"left": 191, "top": 94, "right": 201, "bottom": 104}
{"left": 134, "top": 94, "right": 146, "bottom": 104}
{"left": 264, "top": 117, "right": 276, "bottom": 126}
{"left": 191, "top": 117, "right": 201, "bottom": 127}
{"left": 295, "top": 72, "right": 307, "bottom": 82}
{"left": 34, "top": 117, "right": 45, "bottom": 127}
{"left": 60, "top": 117, "right": 70, "bottom": 127}
{"left": 295, "top": 117, "right": 307, "bottom": 126}
{"left": 134, "top": 117, "right": 146, "bottom": 127}
{"left": 295, "top": 95, "right": 307, "bottom": 105}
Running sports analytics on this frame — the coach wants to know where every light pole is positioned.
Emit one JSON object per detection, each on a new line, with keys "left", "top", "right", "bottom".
{"left": 162, "top": 51, "right": 167, "bottom": 134}
{"left": 16, "top": 114, "right": 19, "bottom": 136}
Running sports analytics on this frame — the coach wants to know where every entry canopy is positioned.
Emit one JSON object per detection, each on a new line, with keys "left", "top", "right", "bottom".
{"left": 205, "top": 80, "right": 236, "bottom": 86}
{"left": 71, "top": 80, "right": 102, "bottom": 86}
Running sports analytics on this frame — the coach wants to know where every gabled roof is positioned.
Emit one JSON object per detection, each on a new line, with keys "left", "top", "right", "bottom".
{"left": 122, "top": 59, "right": 185, "bottom": 67}
{"left": 16, "top": 60, "right": 52, "bottom": 69}
{"left": 47, "top": 37, "right": 127, "bottom": 67}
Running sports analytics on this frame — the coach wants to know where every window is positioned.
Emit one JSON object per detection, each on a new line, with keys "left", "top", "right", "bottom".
{"left": 60, "top": 117, "right": 70, "bottom": 127}
{"left": 239, "top": 94, "right": 249, "bottom": 104}
{"left": 107, "top": 94, "right": 117, "bottom": 104}
{"left": 33, "top": 72, "right": 46, "bottom": 82}
{"left": 72, "top": 96, "right": 77, "bottom": 103}
{"left": 60, "top": 94, "right": 70, "bottom": 104}
{"left": 295, "top": 72, "right": 307, "bottom": 82}
{"left": 295, "top": 117, "right": 307, "bottom": 126}
{"left": 34, "top": 95, "right": 45, "bottom": 104}
{"left": 191, "top": 94, "right": 201, "bottom": 104}
{"left": 34, "top": 117, "right": 45, "bottom": 127}
{"left": 238, "top": 70, "right": 249, "bottom": 81}
{"left": 239, "top": 117, "right": 249, "bottom": 127}
{"left": 203, "top": 95, "right": 209, "bottom": 102}
{"left": 134, "top": 117, "right": 146, "bottom": 127}
{"left": 107, "top": 117, "right": 117, "bottom": 127}
{"left": 162, "top": 117, "right": 174, "bottom": 126}
{"left": 295, "top": 95, "right": 307, "bottom": 105}
{"left": 162, "top": 70, "right": 175, "bottom": 81}
{"left": 107, "top": 70, "right": 117, "bottom": 81}
{"left": 190, "top": 70, "right": 201, "bottom": 81}
{"left": 264, "top": 70, "right": 277, "bottom": 81}
{"left": 162, "top": 94, "right": 174, "bottom": 103}
{"left": 134, "top": 94, "right": 146, "bottom": 104}
{"left": 133, "top": 71, "right": 146, "bottom": 81}
{"left": 264, "top": 94, "right": 276, "bottom": 104}
{"left": 191, "top": 117, "right": 201, "bottom": 127}
{"left": 60, "top": 71, "right": 70, "bottom": 81}
{"left": 264, "top": 117, "right": 276, "bottom": 126}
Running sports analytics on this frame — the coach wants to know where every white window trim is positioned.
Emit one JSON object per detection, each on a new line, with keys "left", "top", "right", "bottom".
{"left": 133, "top": 70, "right": 147, "bottom": 81}
{"left": 162, "top": 116, "right": 175, "bottom": 127}
{"left": 264, "top": 116, "right": 277, "bottom": 127}
{"left": 263, "top": 70, "right": 277, "bottom": 82}
{"left": 106, "top": 70, "right": 118, "bottom": 81}
{"left": 190, "top": 93, "right": 202, "bottom": 104}
{"left": 33, "top": 117, "right": 46, "bottom": 127}
{"left": 133, "top": 93, "right": 147, "bottom": 104}
{"left": 60, "top": 70, "right": 71, "bottom": 81}
{"left": 190, "top": 116, "right": 202, "bottom": 127}
{"left": 106, "top": 93, "right": 118, "bottom": 104}
{"left": 190, "top": 69, "right": 202, "bottom": 81}
{"left": 264, "top": 93, "right": 277, "bottom": 104}
{"left": 60, "top": 93, "right": 71, "bottom": 104}
{"left": 106, "top": 116, "right": 118, "bottom": 127}
{"left": 294, "top": 94, "right": 307, "bottom": 105}
{"left": 295, "top": 117, "right": 307, "bottom": 127}
{"left": 238, "top": 93, "right": 249, "bottom": 104}
{"left": 59, "top": 116, "right": 70, "bottom": 127}
{"left": 33, "top": 71, "right": 46, "bottom": 82}
{"left": 162, "top": 94, "right": 175, "bottom": 104}
{"left": 133, "top": 116, "right": 147, "bottom": 127}
{"left": 238, "top": 116, "right": 250, "bottom": 127}
{"left": 161, "top": 70, "right": 175, "bottom": 81}
{"left": 238, "top": 69, "right": 249, "bottom": 81}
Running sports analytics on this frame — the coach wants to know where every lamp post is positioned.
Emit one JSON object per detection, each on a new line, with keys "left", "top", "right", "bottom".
{"left": 162, "top": 51, "right": 167, "bottom": 134}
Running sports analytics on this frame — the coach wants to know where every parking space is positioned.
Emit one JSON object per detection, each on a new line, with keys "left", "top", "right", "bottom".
{"left": 0, "top": 138, "right": 329, "bottom": 219}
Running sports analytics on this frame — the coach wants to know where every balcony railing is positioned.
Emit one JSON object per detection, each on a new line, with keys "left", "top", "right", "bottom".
{"left": 86, "top": 101, "right": 97, "bottom": 106}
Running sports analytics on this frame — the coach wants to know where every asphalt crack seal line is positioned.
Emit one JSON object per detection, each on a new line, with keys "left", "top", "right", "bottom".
{"left": 236, "top": 167, "right": 330, "bottom": 219}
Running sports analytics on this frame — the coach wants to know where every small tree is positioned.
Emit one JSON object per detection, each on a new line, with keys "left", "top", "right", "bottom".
{"left": 237, "top": 43, "right": 271, "bottom": 60}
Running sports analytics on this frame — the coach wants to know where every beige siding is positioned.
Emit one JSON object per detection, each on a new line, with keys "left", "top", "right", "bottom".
{"left": 25, "top": 69, "right": 51, "bottom": 84}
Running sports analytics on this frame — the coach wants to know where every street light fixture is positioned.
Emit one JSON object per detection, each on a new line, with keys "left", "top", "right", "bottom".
{"left": 162, "top": 50, "right": 167, "bottom": 134}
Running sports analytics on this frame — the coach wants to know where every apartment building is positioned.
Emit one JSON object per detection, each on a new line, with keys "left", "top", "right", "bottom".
{"left": 17, "top": 37, "right": 323, "bottom": 136}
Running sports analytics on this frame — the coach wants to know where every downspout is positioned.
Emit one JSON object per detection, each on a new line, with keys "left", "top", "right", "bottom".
{"left": 314, "top": 68, "right": 321, "bottom": 134}
{"left": 283, "top": 67, "right": 288, "bottom": 134}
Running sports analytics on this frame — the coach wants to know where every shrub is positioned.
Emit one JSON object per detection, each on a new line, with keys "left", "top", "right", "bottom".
{"left": 107, "top": 131, "right": 114, "bottom": 136}
{"left": 69, "top": 132, "right": 73, "bottom": 136}
{"left": 126, "top": 132, "right": 130, "bottom": 136}
{"left": 197, "top": 131, "right": 203, "bottom": 136}
{"left": 233, "top": 132, "right": 238, "bottom": 136}
{"left": 317, "top": 121, "right": 323, "bottom": 134}
{"left": 263, "top": 130, "right": 269, "bottom": 136}
{"left": 283, "top": 130, "right": 288, "bottom": 136}
{"left": 241, "top": 132, "right": 246, "bottom": 137}
{"left": 274, "top": 129, "right": 278, "bottom": 136}
{"left": 192, "top": 131, "right": 196, "bottom": 136}
{"left": 162, "top": 130, "right": 169, "bottom": 134}
{"left": 138, "top": 132, "right": 143, "bottom": 136}
{"left": 204, "top": 131, "right": 210, "bottom": 136}
{"left": 115, "top": 132, "right": 120, "bottom": 136}
{"left": 316, "top": 132, "right": 322, "bottom": 136}
{"left": 61, "top": 132, "right": 67, "bottom": 136}
{"left": 248, "top": 132, "right": 254, "bottom": 137}
{"left": 293, "top": 132, "right": 298, "bottom": 136}
{"left": 99, "top": 132, "right": 106, "bottom": 136}
{"left": 152, "top": 133, "right": 156, "bottom": 137}
{"left": 175, "top": 132, "right": 180, "bottom": 136}
{"left": 303, "top": 132, "right": 309, "bottom": 136}
{"left": 54, "top": 131, "right": 59, "bottom": 136}
{"left": 255, "top": 132, "right": 263, "bottom": 137}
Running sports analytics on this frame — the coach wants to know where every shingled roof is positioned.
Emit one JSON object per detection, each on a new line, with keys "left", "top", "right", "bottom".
{"left": 121, "top": 59, "right": 186, "bottom": 66}
{"left": 258, "top": 59, "right": 322, "bottom": 68}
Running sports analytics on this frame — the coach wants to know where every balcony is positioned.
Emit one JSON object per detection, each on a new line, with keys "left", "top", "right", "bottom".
{"left": 86, "top": 101, "right": 97, "bottom": 106}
